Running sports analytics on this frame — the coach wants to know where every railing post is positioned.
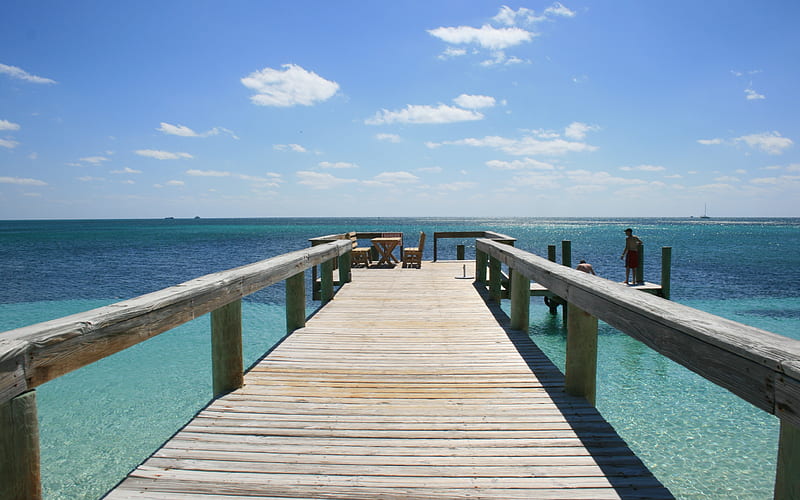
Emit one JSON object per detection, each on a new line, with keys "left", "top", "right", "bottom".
{"left": 0, "top": 390, "right": 41, "bottom": 500}
{"left": 565, "top": 302, "right": 598, "bottom": 406}
{"left": 211, "top": 299, "right": 243, "bottom": 397}
{"left": 321, "top": 258, "right": 334, "bottom": 304}
{"left": 456, "top": 244, "right": 465, "bottom": 260}
{"left": 338, "top": 251, "right": 352, "bottom": 284}
{"left": 286, "top": 271, "right": 306, "bottom": 333}
{"left": 489, "top": 257, "right": 502, "bottom": 302}
{"left": 475, "top": 249, "right": 487, "bottom": 285}
{"left": 661, "top": 246, "right": 672, "bottom": 300}
{"left": 510, "top": 268, "right": 530, "bottom": 331}
{"left": 547, "top": 245, "right": 556, "bottom": 263}
{"left": 433, "top": 235, "right": 438, "bottom": 262}
{"left": 775, "top": 418, "right": 800, "bottom": 500}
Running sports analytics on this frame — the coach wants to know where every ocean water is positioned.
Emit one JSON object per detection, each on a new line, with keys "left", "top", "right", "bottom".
{"left": 1, "top": 217, "right": 799, "bottom": 499}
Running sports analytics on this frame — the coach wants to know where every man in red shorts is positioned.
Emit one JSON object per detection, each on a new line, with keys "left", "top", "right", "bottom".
{"left": 621, "top": 228, "right": 643, "bottom": 285}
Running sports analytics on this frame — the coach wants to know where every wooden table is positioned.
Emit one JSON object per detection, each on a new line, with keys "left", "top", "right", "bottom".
{"left": 371, "top": 237, "right": 401, "bottom": 266}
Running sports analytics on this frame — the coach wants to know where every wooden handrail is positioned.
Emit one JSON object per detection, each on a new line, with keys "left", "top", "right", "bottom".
{"left": 0, "top": 239, "right": 352, "bottom": 405}
{"left": 476, "top": 238, "right": 800, "bottom": 427}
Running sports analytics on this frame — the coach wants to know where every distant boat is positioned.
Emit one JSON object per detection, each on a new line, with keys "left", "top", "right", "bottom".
{"left": 700, "top": 204, "right": 710, "bottom": 219}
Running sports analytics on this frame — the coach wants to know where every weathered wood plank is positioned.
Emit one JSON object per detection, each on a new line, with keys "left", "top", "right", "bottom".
{"left": 107, "top": 261, "right": 670, "bottom": 499}
{"left": 478, "top": 238, "right": 800, "bottom": 428}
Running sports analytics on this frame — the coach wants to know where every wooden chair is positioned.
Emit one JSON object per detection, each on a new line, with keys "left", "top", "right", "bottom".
{"left": 402, "top": 232, "right": 425, "bottom": 268}
{"left": 349, "top": 233, "right": 371, "bottom": 268}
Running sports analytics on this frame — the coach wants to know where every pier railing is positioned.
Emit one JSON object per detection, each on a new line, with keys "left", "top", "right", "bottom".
{"left": 475, "top": 238, "right": 800, "bottom": 499}
{"left": 0, "top": 239, "right": 353, "bottom": 499}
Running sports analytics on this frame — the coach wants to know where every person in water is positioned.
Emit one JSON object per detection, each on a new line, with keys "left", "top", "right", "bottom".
{"left": 576, "top": 259, "right": 596, "bottom": 275}
{"left": 621, "top": 228, "right": 643, "bottom": 284}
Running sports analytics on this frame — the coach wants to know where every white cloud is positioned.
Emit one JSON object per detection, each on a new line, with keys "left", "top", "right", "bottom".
{"left": 437, "top": 47, "right": 468, "bottom": 60}
{"left": 431, "top": 134, "right": 597, "bottom": 156}
{"left": 734, "top": 132, "right": 793, "bottom": 155}
{"left": 241, "top": 64, "right": 339, "bottom": 107}
{"left": 135, "top": 149, "right": 193, "bottom": 160}
{"left": 77, "top": 176, "right": 104, "bottom": 182}
{"left": 480, "top": 51, "right": 527, "bottom": 67}
{"left": 0, "top": 176, "right": 47, "bottom": 186}
{"left": 372, "top": 171, "right": 419, "bottom": 184}
{"left": 186, "top": 169, "right": 231, "bottom": 177}
{"left": 296, "top": 171, "right": 357, "bottom": 189}
{"left": 160, "top": 180, "right": 185, "bottom": 187}
{"left": 697, "top": 138, "right": 724, "bottom": 145}
{"left": 417, "top": 166, "right": 443, "bottom": 173}
{"left": 619, "top": 165, "right": 666, "bottom": 172}
{"left": 110, "top": 167, "right": 142, "bottom": 174}
{"left": 80, "top": 156, "right": 111, "bottom": 164}
{"left": 319, "top": 161, "right": 358, "bottom": 169}
{"left": 545, "top": 2, "right": 577, "bottom": 18}
{"left": 715, "top": 176, "right": 741, "bottom": 183}
{"left": 745, "top": 88, "right": 765, "bottom": 100}
{"left": 157, "top": 122, "right": 239, "bottom": 139}
{"left": 376, "top": 133, "right": 402, "bottom": 143}
{"left": 274, "top": 143, "right": 308, "bottom": 153}
{"left": 453, "top": 94, "right": 496, "bottom": 109}
{"left": 493, "top": 6, "right": 543, "bottom": 26}
{"left": 366, "top": 104, "right": 483, "bottom": 125}
{"left": 0, "top": 63, "right": 56, "bottom": 84}
{"left": 428, "top": 24, "right": 535, "bottom": 50}
{"left": 486, "top": 158, "right": 555, "bottom": 170}
{"left": 0, "top": 138, "right": 20, "bottom": 149}
{"left": 437, "top": 181, "right": 478, "bottom": 191}
{"left": 564, "top": 121, "right": 599, "bottom": 140}
{"left": 0, "top": 119, "right": 20, "bottom": 131}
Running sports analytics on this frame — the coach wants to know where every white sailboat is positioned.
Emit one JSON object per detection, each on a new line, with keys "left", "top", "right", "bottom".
{"left": 700, "top": 203, "right": 710, "bottom": 219}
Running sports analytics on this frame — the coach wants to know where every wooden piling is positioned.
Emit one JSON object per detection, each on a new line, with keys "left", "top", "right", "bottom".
{"left": 636, "top": 242, "right": 645, "bottom": 284}
{"left": 211, "top": 299, "right": 243, "bottom": 398}
{"left": 775, "top": 419, "right": 800, "bottom": 500}
{"left": 456, "top": 244, "right": 465, "bottom": 260}
{"left": 562, "top": 240, "right": 571, "bottom": 323}
{"left": 338, "top": 252, "right": 351, "bottom": 284}
{"left": 0, "top": 390, "right": 41, "bottom": 500}
{"left": 475, "top": 249, "right": 487, "bottom": 285}
{"left": 661, "top": 246, "right": 672, "bottom": 300}
{"left": 285, "top": 271, "right": 306, "bottom": 333}
{"left": 320, "top": 259, "right": 334, "bottom": 304}
{"left": 510, "top": 269, "right": 530, "bottom": 331}
{"left": 489, "top": 256, "right": 502, "bottom": 302}
{"left": 565, "top": 303, "right": 598, "bottom": 406}
{"left": 547, "top": 245, "right": 556, "bottom": 263}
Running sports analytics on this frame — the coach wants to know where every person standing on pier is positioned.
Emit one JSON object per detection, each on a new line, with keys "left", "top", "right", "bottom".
{"left": 621, "top": 228, "right": 643, "bottom": 285}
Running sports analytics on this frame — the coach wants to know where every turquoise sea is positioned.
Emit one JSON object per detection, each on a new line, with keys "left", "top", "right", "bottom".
{"left": 1, "top": 217, "right": 799, "bottom": 499}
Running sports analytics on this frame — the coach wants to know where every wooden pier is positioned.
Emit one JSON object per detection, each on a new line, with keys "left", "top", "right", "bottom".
{"left": 106, "top": 262, "right": 670, "bottom": 499}
{"left": 2, "top": 230, "right": 798, "bottom": 499}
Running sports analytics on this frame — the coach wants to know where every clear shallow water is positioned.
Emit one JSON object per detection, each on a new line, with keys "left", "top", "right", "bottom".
{"left": 1, "top": 217, "right": 798, "bottom": 499}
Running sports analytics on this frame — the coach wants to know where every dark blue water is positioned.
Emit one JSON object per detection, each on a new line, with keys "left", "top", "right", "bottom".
{"left": 1, "top": 217, "right": 798, "bottom": 499}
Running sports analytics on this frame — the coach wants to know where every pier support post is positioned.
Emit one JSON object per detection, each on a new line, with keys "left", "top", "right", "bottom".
{"left": 565, "top": 303, "right": 598, "bottom": 406}
{"left": 510, "top": 269, "right": 530, "bottom": 331}
{"left": 457, "top": 244, "right": 465, "bottom": 260}
{"left": 321, "top": 258, "right": 334, "bottom": 304}
{"left": 489, "top": 257, "right": 502, "bottom": 302}
{"left": 661, "top": 246, "right": 672, "bottom": 300}
{"left": 211, "top": 299, "right": 243, "bottom": 397}
{"left": 636, "top": 243, "right": 645, "bottom": 284}
{"left": 548, "top": 245, "right": 556, "bottom": 263}
{"left": 476, "top": 249, "right": 488, "bottom": 285}
{"left": 562, "top": 240, "right": 571, "bottom": 324}
{"left": 338, "top": 251, "right": 352, "bottom": 284}
{"left": 0, "top": 390, "right": 41, "bottom": 500}
{"left": 775, "top": 418, "right": 800, "bottom": 500}
{"left": 286, "top": 271, "right": 306, "bottom": 333}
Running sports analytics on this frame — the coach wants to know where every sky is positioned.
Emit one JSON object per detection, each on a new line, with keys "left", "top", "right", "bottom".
{"left": 1, "top": 1, "right": 799, "bottom": 219}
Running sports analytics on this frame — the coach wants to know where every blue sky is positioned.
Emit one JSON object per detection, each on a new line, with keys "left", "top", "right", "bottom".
{"left": 1, "top": 1, "right": 798, "bottom": 219}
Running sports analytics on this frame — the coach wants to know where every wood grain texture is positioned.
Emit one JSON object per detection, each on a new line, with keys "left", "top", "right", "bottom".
{"left": 478, "top": 238, "right": 800, "bottom": 428}
{"left": 107, "top": 261, "right": 670, "bottom": 499}
{"left": 0, "top": 240, "right": 352, "bottom": 403}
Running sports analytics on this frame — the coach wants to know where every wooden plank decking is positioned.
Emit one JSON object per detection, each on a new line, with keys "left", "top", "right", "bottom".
{"left": 106, "top": 261, "right": 672, "bottom": 499}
